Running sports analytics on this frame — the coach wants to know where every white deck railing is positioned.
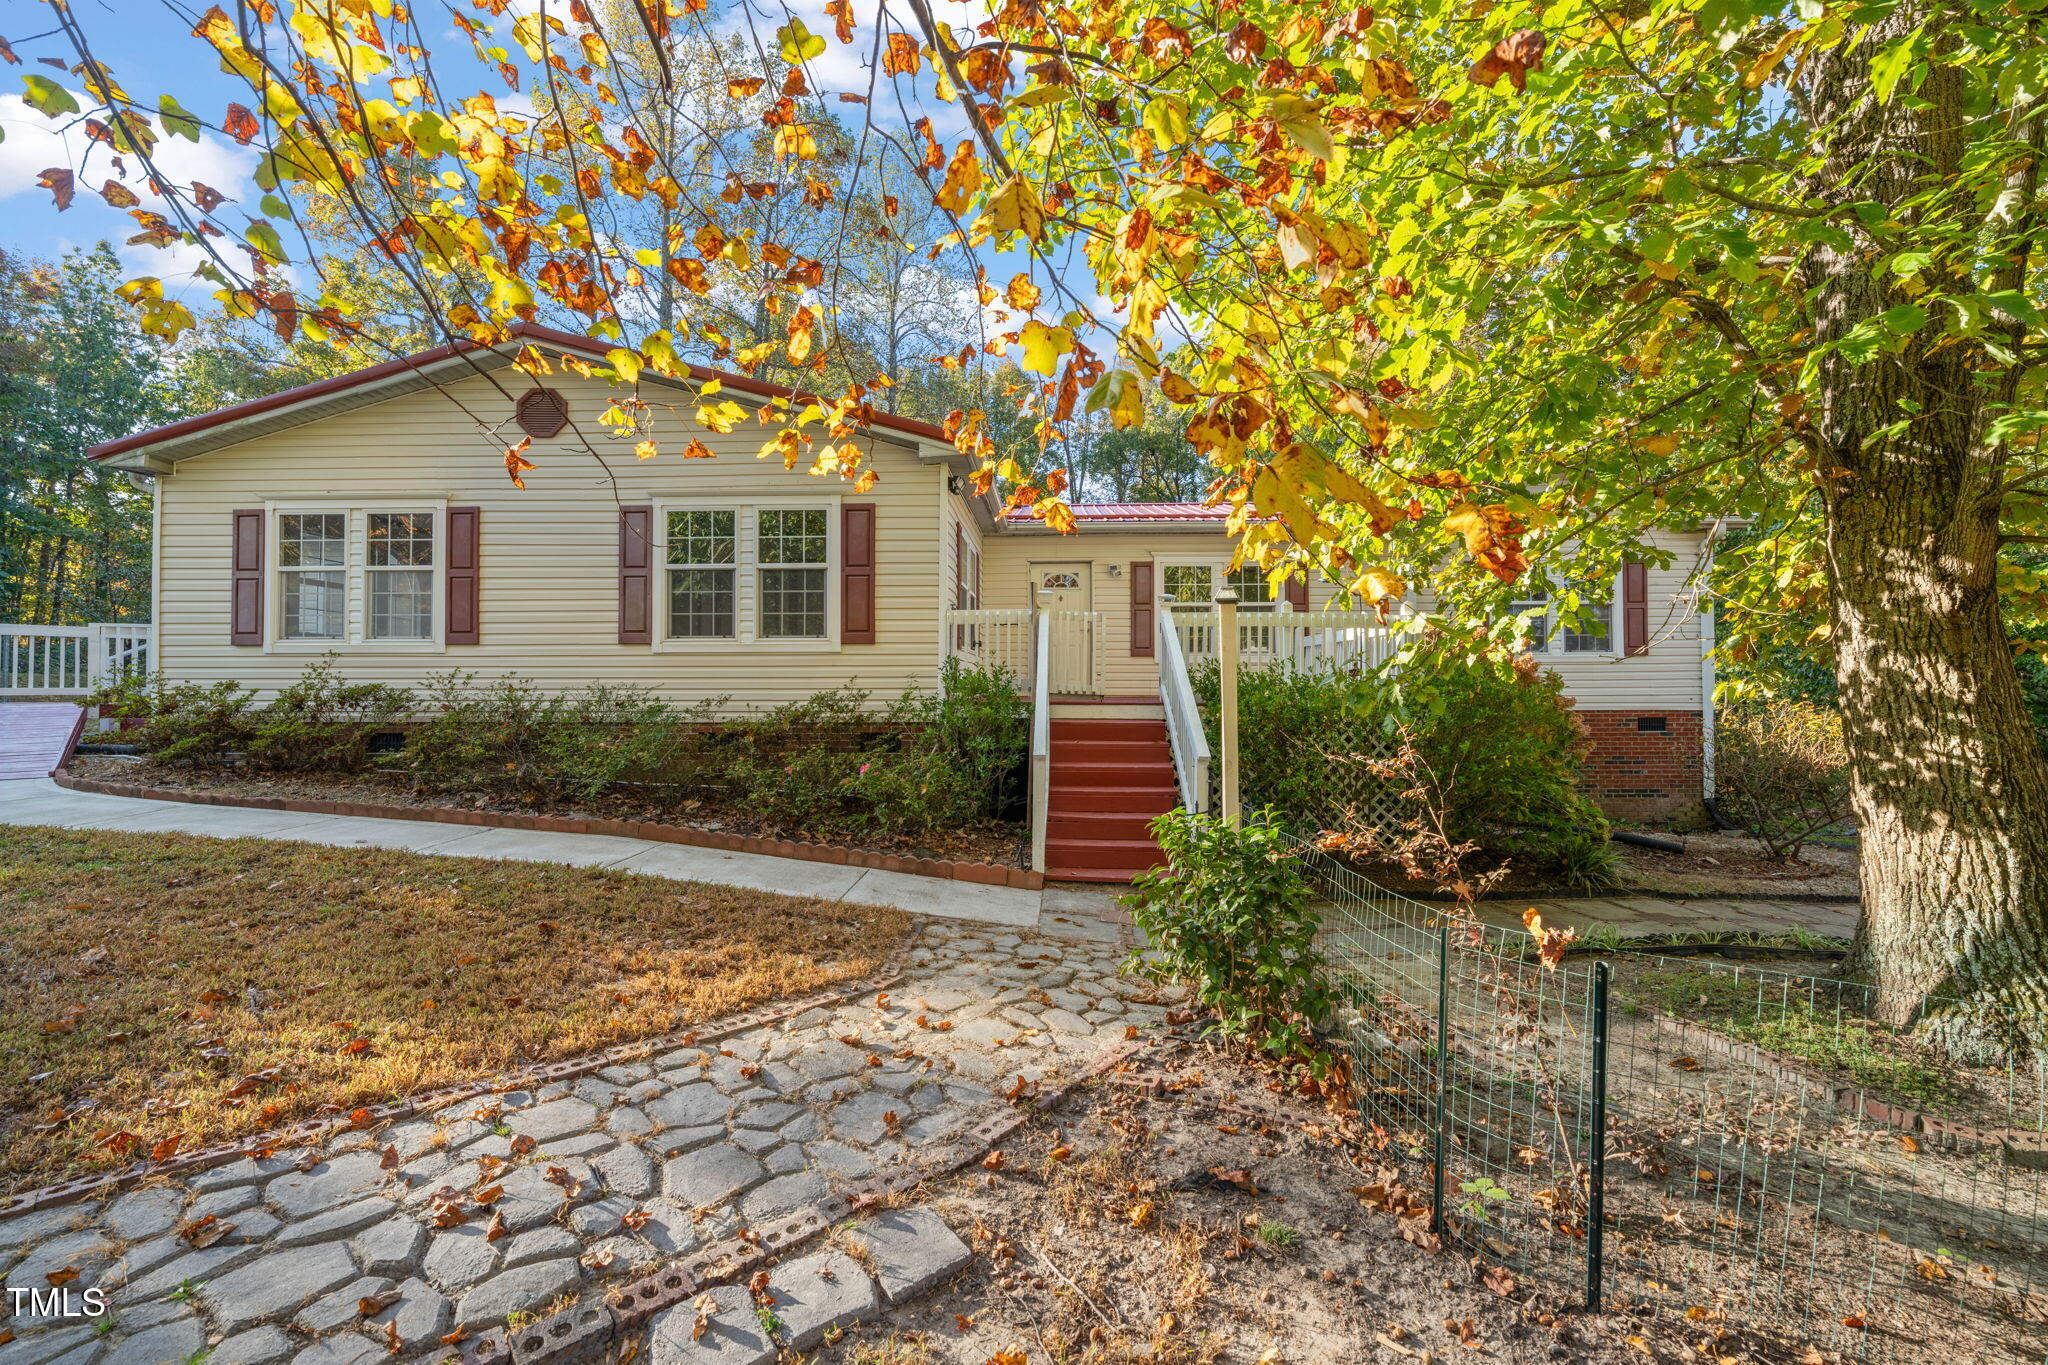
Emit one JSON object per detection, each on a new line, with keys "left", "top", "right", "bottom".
{"left": 1028, "top": 610, "right": 1052, "bottom": 874}
{"left": 944, "top": 608, "right": 1034, "bottom": 684}
{"left": 1169, "top": 604, "right": 1398, "bottom": 674}
{"left": 1157, "top": 606, "right": 1212, "bottom": 813}
{"left": 1, "top": 623, "right": 154, "bottom": 695}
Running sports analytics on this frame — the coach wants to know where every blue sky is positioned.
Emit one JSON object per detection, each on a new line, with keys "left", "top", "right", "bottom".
{"left": 0, "top": 0, "right": 1086, "bottom": 349}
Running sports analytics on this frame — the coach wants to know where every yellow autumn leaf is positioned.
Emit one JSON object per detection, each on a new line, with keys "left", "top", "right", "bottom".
{"left": 1005, "top": 274, "right": 1041, "bottom": 310}
{"left": 607, "top": 348, "right": 642, "bottom": 384}
{"left": 1352, "top": 567, "right": 1406, "bottom": 603}
{"left": 936, "top": 142, "right": 982, "bottom": 213}
{"left": 1744, "top": 27, "right": 1803, "bottom": 87}
{"left": 633, "top": 440, "right": 658, "bottom": 460}
{"left": 1018, "top": 320, "right": 1074, "bottom": 375}
{"left": 987, "top": 174, "right": 1046, "bottom": 242}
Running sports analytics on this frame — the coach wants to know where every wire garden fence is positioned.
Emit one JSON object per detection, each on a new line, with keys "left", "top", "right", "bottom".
{"left": 1299, "top": 844, "right": 2048, "bottom": 1364}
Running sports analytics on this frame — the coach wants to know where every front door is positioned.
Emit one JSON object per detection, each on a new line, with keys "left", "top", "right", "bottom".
{"left": 1032, "top": 563, "right": 1097, "bottom": 694}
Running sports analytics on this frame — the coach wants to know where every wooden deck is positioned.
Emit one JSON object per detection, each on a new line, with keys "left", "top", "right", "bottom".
{"left": 0, "top": 702, "right": 85, "bottom": 779}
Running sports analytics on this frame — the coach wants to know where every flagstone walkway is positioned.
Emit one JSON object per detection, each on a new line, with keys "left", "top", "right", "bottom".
{"left": 0, "top": 920, "right": 1170, "bottom": 1365}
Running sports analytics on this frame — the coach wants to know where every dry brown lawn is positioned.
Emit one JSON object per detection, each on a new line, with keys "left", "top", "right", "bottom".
{"left": 0, "top": 824, "right": 908, "bottom": 1193}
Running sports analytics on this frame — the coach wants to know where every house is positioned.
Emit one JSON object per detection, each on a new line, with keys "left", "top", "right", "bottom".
{"left": 89, "top": 324, "right": 1718, "bottom": 879}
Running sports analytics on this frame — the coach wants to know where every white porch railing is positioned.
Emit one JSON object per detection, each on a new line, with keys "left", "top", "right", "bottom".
{"left": 1044, "top": 609, "right": 1103, "bottom": 695}
{"left": 1170, "top": 604, "right": 1398, "bottom": 674}
{"left": 1, "top": 623, "right": 154, "bottom": 696}
{"left": 945, "top": 608, "right": 1105, "bottom": 697}
{"left": 1028, "top": 610, "right": 1052, "bottom": 874}
{"left": 944, "top": 608, "right": 1034, "bottom": 683}
{"left": 1157, "top": 606, "right": 1212, "bottom": 813}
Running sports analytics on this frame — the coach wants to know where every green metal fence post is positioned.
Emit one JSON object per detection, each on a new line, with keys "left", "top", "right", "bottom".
{"left": 1431, "top": 914, "right": 1450, "bottom": 1237}
{"left": 1586, "top": 960, "right": 1611, "bottom": 1313}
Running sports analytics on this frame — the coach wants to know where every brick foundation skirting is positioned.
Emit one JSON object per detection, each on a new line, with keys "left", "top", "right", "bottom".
{"left": 49, "top": 769, "right": 1043, "bottom": 890}
{"left": 1575, "top": 709, "right": 1706, "bottom": 823}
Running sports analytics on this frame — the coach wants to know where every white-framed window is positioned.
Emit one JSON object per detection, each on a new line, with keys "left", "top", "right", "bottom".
{"left": 1509, "top": 581, "right": 1615, "bottom": 654}
{"left": 1160, "top": 560, "right": 1279, "bottom": 610}
{"left": 758, "top": 507, "right": 829, "bottom": 639}
{"left": 272, "top": 505, "right": 442, "bottom": 649}
{"left": 1160, "top": 562, "right": 1214, "bottom": 605}
{"left": 666, "top": 509, "right": 738, "bottom": 639}
{"left": 277, "top": 512, "right": 347, "bottom": 641}
{"left": 655, "top": 498, "right": 837, "bottom": 647}
{"left": 365, "top": 512, "right": 436, "bottom": 640}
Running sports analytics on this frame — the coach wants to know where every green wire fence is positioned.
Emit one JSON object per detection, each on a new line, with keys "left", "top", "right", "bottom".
{"left": 1299, "top": 844, "right": 2048, "bottom": 1365}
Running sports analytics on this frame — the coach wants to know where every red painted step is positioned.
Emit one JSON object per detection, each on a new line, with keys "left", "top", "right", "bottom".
{"left": 1049, "top": 785, "right": 1177, "bottom": 814}
{"left": 1043, "top": 714, "right": 1177, "bottom": 882}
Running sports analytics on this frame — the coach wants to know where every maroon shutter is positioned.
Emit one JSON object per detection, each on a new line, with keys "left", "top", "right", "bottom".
{"left": 954, "top": 525, "right": 967, "bottom": 609}
{"left": 842, "top": 503, "right": 877, "bottom": 645}
{"left": 230, "top": 509, "right": 264, "bottom": 646}
{"left": 618, "top": 505, "right": 653, "bottom": 645}
{"left": 445, "top": 506, "right": 481, "bottom": 645}
{"left": 1622, "top": 561, "right": 1649, "bottom": 656}
{"left": 1130, "top": 561, "right": 1155, "bottom": 657}
{"left": 1284, "top": 574, "right": 1309, "bottom": 611}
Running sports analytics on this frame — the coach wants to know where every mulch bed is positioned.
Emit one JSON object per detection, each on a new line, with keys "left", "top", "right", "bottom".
{"left": 67, "top": 754, "right": 1028, "bottom": 869}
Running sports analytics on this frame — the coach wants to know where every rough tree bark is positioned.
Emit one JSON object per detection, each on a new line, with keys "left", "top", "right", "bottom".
{"left": 1803, "top": 7, "right": 2048, "bottom": 1053}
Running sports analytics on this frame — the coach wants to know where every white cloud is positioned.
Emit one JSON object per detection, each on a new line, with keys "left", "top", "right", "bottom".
{"left": 0, "top": 91, "right": 257, "bottom": 208}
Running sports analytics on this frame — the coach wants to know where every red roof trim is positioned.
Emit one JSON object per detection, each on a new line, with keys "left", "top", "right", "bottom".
{"left": 1004, "top": 502, "right": 1229, "bottom": 523}
{"left": 87, "top": 321, "right": 947, "bottom": 462}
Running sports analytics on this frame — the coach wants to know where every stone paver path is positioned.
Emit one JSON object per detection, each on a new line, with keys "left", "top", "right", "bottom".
{"left": 1498, "top": 894, "right": 1857, "bottom": 940}
{"left": 0, "top": 922, "right": 1168, "bottom": 1365}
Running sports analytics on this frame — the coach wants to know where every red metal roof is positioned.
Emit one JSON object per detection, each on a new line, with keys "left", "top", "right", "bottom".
{"left": 1005, "top": 502, "right": 1229, "bottom": 523}
{"left": 87, "top": 321, "right": 948, "bottom": 462}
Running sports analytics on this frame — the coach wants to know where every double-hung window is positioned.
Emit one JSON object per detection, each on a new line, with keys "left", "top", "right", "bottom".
{"left": 1226, "top": 565, "right": 1276, "bottom": 610}
{"left": 274, "top": 507, "right": 440, "bottom": 646}
{"left": 1161, "top": 563, "right": 1214, "bottom": 606}
{"left": 666, "top": 510, "right": 738, "bottom": 639}
{"left": 758, "top": 508, "right": 829, "bottom": 639}
{"left": 366, "top": 512, "right": 435, "bottom": 640}
{"left": 658, "top": 502, "right": 834, "bottom": 645}
{"left": 278, "top": 513, "right": 348, "bottom": 640}
{"left": 1510, "top": 584, "right": 1613, "bottom": 654}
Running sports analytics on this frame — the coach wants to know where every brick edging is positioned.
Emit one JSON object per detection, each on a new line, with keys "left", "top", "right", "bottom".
{"left": 453, "top": 1036, "right": 1157, "bottom": 1365}
{"left": 0, "top": 970, "right": 905, "bottom": 1221}
{"left": 50, "top": 769, "right": 1043, "bottom": 890}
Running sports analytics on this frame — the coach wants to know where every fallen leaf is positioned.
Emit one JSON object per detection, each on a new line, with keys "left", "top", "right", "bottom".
{"left": 45, "top": 1266, "right": 81, "bottom": 1287}
{"left": 359, "top": 1289, "right": 402, "bottom": 1316}
{"left": 485, "top": 1210, "right": 508, "bottom": 1241}
{"left": 1668, "top": 1056, "right": 1703, "bottom": 1071}
{"left": 982, "top": 1150, "right": 1006, "bottom": 1170}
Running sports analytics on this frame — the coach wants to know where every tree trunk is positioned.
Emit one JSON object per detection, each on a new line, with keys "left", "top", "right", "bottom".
{"left": 1804, "top": 7, "right": 2048, "bottom": 1055}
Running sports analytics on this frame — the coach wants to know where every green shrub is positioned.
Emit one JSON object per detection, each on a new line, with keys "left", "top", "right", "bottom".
{"left": 396, "top": 673, "right": 563, "bottom": 796}
{"left": 928, "top": 659, "right": 1031, "bottom": 819}
{"left": 1716, "top": 701, "right": 1851, "bottom": 859}
{"left": 529, "top": 682, "right": 688, "bottom": 799}
{"left": 245, "top": 660, "right": 413, "bottom": 773}
{"left": 126, "top": 679, "right": 257, "bottom": 765}
{"left": 1123, "top": 809, "right": 1336, "bottom": 1068}
{"left": 1193, "top": 643, "right": 1615, "bottom": 884}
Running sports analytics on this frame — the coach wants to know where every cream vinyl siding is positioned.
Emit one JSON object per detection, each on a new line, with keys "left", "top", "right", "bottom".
{"left": 1503, "top": 527, "right": 1710, "bottom": 713}
{"left": 980, "top": 523, "right": 1708, "bottom": 711}
{"left": 978, "top": 528, "right": 1339, "bottom": 698}
{"left": 154, "top": 371, "right": 948, "bottom": 709}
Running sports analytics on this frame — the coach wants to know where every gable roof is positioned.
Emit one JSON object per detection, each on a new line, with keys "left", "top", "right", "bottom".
{"left": 90, "top": 322, "right": 952, "bottom": 471}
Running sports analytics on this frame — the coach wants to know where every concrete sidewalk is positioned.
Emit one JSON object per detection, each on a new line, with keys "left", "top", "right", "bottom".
{"left": 0, "top": 778, "right": 1044, "bottom": 928}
